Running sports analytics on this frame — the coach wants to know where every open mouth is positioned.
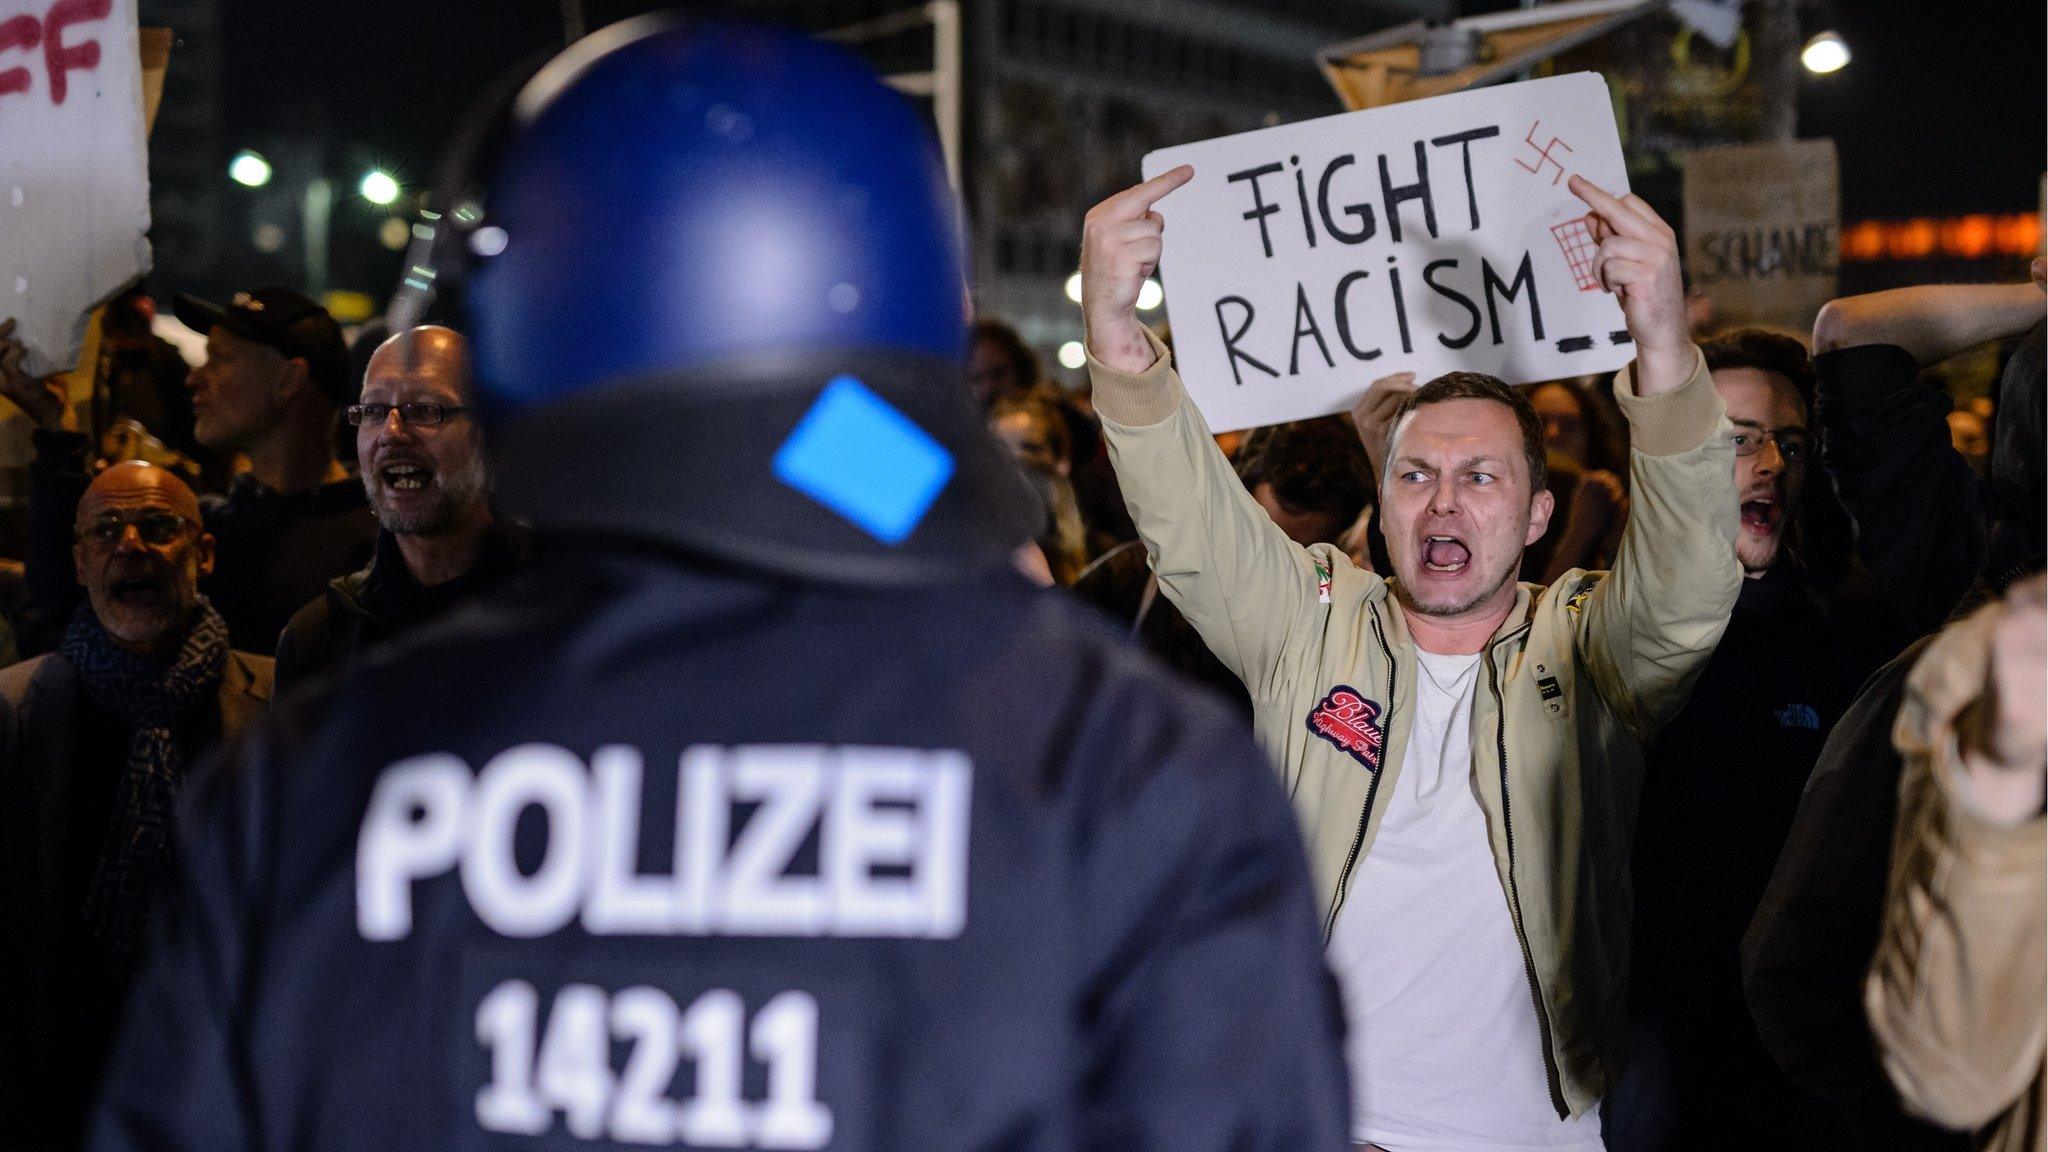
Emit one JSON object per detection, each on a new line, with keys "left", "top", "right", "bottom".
{"left": 1740, "top": 497, "right": 1780, "bottom": 535}
{"left": 381, "top": 463, "right": 433, "bottom": 492}
{"left": 1422, "top": 534, "right": 1471, "bottom": 573}
{"left": 109, "top": 576, "right": 166, "bottom": 607}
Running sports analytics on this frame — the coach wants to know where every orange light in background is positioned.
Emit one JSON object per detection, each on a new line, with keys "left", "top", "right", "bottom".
{"left": 1841, "top": 213, "right": 2046, "bottom": 262}
{"left": 1940, "top": 214, "right": 1997, "bottom": 259}
{"left": 1994, "top": 213, "right": 2043, "bottom": 256}
{"left": 1886, "top": 218, "right": 1939, "bottom": 260}
{"left": 1841, "top": 220, "right": 1887, "bottom": 261}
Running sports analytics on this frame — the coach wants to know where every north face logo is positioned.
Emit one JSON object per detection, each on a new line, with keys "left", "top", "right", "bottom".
{"left": 1306, "top": 686, "right": 1385, "bottom": 772}
{"left": 1776, "top": 703, "right": 1821, "bottom": 730}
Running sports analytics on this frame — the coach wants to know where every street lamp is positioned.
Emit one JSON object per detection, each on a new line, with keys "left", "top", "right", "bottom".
{"left": 359, "top": 169, "right": 400, "bottom": 206}
{"left": 1801, "top": 31, "right": 1850, "bottom": 75}
{"left": 228, "top": 150, "right": 272, "bottom": 188}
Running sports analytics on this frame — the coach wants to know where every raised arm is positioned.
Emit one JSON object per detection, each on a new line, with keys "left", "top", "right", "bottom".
{"left": 1081, "top": 168, "right": 1339, "bottom": 700}
{"left": 1561, "top": 177, "right": 1740, "bottom": 741}
{"left": 1810, "top": 269, "right": 2043, "bottom": 637}
{"left": 1812, "top": 260, "right": 2046, "bottom": 362}
{"left": 1866, "top": 579, "right": 2047, "bottom": 1130}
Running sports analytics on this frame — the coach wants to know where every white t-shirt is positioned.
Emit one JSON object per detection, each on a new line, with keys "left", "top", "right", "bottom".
{"left": 1326, "top": 650, "right": 1603, "bottom": 1151}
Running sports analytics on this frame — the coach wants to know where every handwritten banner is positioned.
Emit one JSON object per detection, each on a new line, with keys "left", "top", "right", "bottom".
{"left": 1683, "top": 138, "right": 1838, "bottom": 333}
{"left": 0, "top": 0, "right": 151, "bottom": 377}
{"left": 1143, "top": 72, "right": 1633, "bottom": 433}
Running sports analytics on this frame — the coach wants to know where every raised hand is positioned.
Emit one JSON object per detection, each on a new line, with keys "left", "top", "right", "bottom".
{"left": 1566, "top": 176, "right": 1691, "bottom": 398}
{"left": 1957, "top": 575, "right": 2048, "bottom": 824}
{"left": 1350, "top": 370, "right": 1417, "bottom": 482}
{"left": 0, "top": 318, "right": 73, "bottom": 432}
{"left": 1081, "top": 164, "right": 1193, "bottom": 374}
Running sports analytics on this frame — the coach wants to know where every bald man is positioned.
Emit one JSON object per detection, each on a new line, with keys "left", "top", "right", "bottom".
{"left": 274, "top": 326, "right": 524, "bottom": 693}
{"left": 0, "top": 462, "right": 274, "bottom": 1149}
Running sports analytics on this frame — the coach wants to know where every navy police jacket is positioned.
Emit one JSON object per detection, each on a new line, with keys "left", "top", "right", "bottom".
{"left": 86, "top": 544, "right": 1348, "bottom": 1152}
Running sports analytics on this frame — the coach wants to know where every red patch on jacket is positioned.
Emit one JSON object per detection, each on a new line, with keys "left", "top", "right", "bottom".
{"left": 1305, "top": 686, "right": 1384, "bottom": 772}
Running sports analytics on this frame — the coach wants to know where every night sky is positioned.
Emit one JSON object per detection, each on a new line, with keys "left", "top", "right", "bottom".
{"left": 210, "top": 0, "right": 2044, "bottom": 295}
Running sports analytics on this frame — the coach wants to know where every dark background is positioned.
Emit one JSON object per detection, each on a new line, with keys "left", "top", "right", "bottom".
{"left": 192, "top": 0, "right": 2045, "bottom": 305}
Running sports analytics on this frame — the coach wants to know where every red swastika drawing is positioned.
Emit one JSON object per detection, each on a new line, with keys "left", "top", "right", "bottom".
{"left": 1514, "top": 120, "right": 1574, "bottom": 185}
{"left": 1551, "top": 219, "right": 1602, "bottom": 292}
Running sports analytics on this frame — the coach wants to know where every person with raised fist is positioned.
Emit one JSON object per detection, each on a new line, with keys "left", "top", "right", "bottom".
{"left": 1081, "top": 164, "right": 1740, "bottom": 1145}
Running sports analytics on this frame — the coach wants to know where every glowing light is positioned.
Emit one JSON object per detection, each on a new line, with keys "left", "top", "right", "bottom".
{"left": 1801, "top": 32, "right": 1849, "bottom": 75}
{"left": 359, "top": 170, "right": 400, "bottom": 206}
{"left": 1064, "top": 271, "right": 1083, "bottom": 304}
{"left": 1940, "top": 215, "right": 1997, "bottom": 260}
{"left": 378, "top": 217, "right": 410, "bottom": 251}
{"left": 251, "top": 223, "right": 285, "bottom": 253}
{"left": 468, "top": 226, "right": 509, "bottom": 257}
{"left": 1840, "top": 220, "right": 1886, "bottom": 262}
{"left": 1887, "top": 218, "right": 1939, "bottom": 260}
{"left": 228, "top": 150, "right": 272, "bottom": 188}
{"left": 1057, "top": 340, "right": 1086, "bottom": 370}
{"left": 1841, "top": 214, "right": 2043, "bottom": 263}
{"left": 1136, "top": 278, "right": 1164, "bottom": 311}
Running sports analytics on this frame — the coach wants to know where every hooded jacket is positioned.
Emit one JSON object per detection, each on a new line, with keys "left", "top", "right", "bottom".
{"left": 1088, "top": 328, "right": 1740, "bottom": 1118}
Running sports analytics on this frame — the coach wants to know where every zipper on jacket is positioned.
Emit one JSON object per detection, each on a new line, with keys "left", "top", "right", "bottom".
{"left": 1322, "top": 603, "right": 1396, "bottom": 943}
{"left": 1487, "top": 646, "right": 1569, "bottom": 1120}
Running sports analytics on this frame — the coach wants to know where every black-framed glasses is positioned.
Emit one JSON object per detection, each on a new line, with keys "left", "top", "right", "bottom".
{"left": 1731, "top": 427, "right": 1811, "bottom": 463}
{"left": 346, "top": 402, "right": 471, "bottom": 427}
{"left": 76, "top": 511, "right": 195, "bottom": 549}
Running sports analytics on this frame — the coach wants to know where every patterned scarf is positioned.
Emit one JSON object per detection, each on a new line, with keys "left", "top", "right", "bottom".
{"left": 61, "top": 599, "right": 229, "bottom": 976}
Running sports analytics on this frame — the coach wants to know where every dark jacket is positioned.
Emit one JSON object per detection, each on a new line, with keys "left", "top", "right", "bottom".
{"left": 86, "top": 545, "right": 1349, "bottom": 1152}
{"left": 1072, "top": 538, "right": 1248, "bottom": 717}
{"left": 1744, "top": 561, "right": 2038, "bottom": 1151}
{"left": 0, "top": 647, "right": 272, "bottom": 1151}
{"left": 1816, "top": 334, "right": 2042, "bottom": 642}
{"left": 27, "top": 429, "right": 377, "bottom": 655}
{"left": 1607, "top": 561, "right": 1876, "bottom": 1148}
{"left": 273, "top": 522, "right": 529, "bottom": 695}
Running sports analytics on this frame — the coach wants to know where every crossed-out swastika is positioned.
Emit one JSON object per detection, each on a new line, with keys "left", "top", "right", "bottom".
{"left": 1551, "top": 218, "right": 1601, "bottom": 292}
{"left": 1514, "top": 120, "right": 1573, "bottom": 185}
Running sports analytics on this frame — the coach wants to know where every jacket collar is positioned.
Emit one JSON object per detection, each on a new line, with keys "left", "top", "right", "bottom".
{"left": 1378, "top": 578, "right": 1536, "bottom": 657}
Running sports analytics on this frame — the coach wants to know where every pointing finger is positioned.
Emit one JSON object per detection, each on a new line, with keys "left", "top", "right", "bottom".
{"left": 1099, "top": 165, "right": 1195, "bottom": 223}
{"left": 1568, "top": 175, "right": 1651, "bottom": 240}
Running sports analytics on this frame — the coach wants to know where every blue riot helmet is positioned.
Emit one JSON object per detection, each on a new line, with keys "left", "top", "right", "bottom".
{"left": 420, "top": 16, "right": 1036, "bottom": 583}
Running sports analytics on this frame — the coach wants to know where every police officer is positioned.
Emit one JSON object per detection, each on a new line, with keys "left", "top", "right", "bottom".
{"left": 87, "top": 17, "right": 1347, "bottom": 1152}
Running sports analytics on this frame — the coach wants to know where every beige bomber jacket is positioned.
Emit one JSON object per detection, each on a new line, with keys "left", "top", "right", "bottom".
{"left": 1087, "top": 328, "right": 1741, "bottom": 1119}
{"left": 1867, "top": 596, "right": 2046, "bottom": 1151}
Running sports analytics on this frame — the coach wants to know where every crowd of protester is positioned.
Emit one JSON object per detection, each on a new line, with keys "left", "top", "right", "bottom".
{"left": 0, "top": 87, "right": 2041, "bottom": 1152}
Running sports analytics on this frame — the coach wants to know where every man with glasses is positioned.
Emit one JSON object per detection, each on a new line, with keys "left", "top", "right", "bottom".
{"left": 1, "top": 286, "right": 377, "bottom": 655}
{"left": 273, "top": 325, "right": 523, "bottom": 693}
{"left": 1606, "top": 329, "right": 1881, "bottom": 1146}
{"left": 0, "top": 461, "right": 273, "bottom": 1151}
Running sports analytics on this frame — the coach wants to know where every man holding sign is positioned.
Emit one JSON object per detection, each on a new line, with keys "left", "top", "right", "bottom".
{"left": 1081, "top": 126, "right": 1739, "bottom": 1145}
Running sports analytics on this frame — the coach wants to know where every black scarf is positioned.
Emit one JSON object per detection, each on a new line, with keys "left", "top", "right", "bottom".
{"left": 60, "top": 599, "right": 229, "bottom": 975}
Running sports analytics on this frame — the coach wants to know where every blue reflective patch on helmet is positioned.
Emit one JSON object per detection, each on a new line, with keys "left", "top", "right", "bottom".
{"left": 773, "top": 376, "right": 954, "bottom": 544}
{"left": 465, "top": 19, "right": 967, "bottom": 412}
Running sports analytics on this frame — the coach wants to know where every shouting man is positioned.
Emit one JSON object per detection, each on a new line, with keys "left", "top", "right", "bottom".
{"left": 0, "top": 462, "right": 273, "bottom": 1150}
{"left": 1081, "top": 165, "right": 1739, "bottom": 1145}
{"left": 274, "top": 325, "right": 523, "bottom": 693}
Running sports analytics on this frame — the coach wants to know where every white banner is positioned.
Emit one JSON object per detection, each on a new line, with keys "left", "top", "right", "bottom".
{"left": 0, "top": 0, "right": 151, "bottom": 377}
{"left": 1144, "top": 72, "right": 1634, "bottom": 432}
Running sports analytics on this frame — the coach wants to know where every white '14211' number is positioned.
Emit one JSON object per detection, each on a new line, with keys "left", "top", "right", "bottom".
{"left": 474, "top": 980, "right": 833, "bottom": 1149}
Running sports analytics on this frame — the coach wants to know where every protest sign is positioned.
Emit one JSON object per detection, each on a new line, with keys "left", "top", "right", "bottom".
{"left": 1142, "top": 72, "right": 1633, "bottom": 433}
{"left": 1683, "top": 139, "right": 1838, "bottom": 332}
{"left": 0, "top": 0, "right": 151, "bottom": 378}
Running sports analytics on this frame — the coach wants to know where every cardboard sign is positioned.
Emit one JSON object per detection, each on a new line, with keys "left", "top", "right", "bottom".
{"left": 1143, "top": 72, "right": 1633, "bottom": 433}
{"left": 1683, "top": 139, "right": 1838, "bottom": 333}
{"left": 0, "top": 0, "right": 151, "bottom": 378}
